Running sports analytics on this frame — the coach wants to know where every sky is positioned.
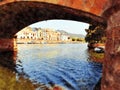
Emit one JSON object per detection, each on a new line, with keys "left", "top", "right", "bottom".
{"left": 30, "top": 20, "right": 89, "bottom": 35}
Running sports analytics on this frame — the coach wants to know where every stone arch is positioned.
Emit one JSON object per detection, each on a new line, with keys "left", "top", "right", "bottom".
{"left": 0, "top": 0, "right": 120, "bottom": 90}
{"left": 0, "top": 1, "right": 106, "bottom": 38}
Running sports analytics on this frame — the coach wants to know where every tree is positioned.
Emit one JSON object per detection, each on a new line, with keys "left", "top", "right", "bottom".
{"left": 85, "top": 25, "right": 106, "bottom": 48}
{"left": 72, "top": 38, "right": 76, "bottom": 41}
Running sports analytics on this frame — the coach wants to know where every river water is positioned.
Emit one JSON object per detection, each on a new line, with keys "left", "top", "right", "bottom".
{"left": 15, "top": 43, "right": 102, "bottom": 90}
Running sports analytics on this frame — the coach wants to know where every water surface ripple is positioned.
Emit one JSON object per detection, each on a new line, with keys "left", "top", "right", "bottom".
{"left": 16, "top": 43, "right": 102, "bottom": 90}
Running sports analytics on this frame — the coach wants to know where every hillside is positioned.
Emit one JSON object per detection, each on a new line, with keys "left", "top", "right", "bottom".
{"left": 57, "top": 30, "right": 85, "bottom": 38}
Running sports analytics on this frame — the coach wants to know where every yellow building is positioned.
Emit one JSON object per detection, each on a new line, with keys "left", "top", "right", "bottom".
{"left": 42, "top": 28, "right": 61, "bottom": 41}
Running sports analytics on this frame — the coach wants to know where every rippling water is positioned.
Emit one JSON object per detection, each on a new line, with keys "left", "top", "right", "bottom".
{"left": 16, "top": 43, "right": 102, "bottom": 90}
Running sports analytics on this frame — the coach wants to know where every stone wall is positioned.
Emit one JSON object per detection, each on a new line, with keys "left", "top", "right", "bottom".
{"left": 101, "top": 0, "right": 120, "bottom": 90}
{"left": 0, "top": 38, "right": 17, "bottom": 52}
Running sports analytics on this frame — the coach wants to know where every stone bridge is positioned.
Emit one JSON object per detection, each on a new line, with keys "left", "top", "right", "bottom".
{"left": 0, "top": 0, "right": 120, "bottom": 90}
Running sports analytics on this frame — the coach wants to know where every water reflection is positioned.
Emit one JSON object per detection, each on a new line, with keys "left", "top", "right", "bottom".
{"left": 16, "top": 43, "right": 102, "bottom": 90}
{"left": 0, "top": 51, "right": 49, "bottom": 90}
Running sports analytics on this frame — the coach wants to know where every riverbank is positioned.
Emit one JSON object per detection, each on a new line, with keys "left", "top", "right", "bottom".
{"left": 16, "top": 39, "right": 85, "bottom": 44}
{"left": 88, "top": 49, "right": 104, "bottom": 63}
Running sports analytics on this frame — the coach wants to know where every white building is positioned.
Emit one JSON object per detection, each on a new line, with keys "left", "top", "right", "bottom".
{"left": 16, "top": 27, "right": 38, "bottom": 39}
{"left": 61, "top": 34, "right": 69, "bottom": 41}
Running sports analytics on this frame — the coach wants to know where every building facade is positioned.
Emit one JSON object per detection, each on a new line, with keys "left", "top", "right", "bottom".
{"left": 16, "top": 27, "right": 70, "bottom": 44}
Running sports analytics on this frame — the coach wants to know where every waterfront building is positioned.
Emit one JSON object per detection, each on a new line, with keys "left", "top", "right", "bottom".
{"left": 61, "top": 34, "right": 69, "bottom": 41}
{"left": 43, "top": 28, "right": 61, "bottom": 41}
{"left": 16, "top": 27, "right": 38, "bottom": 39}
{"left": 16, "top": 27, "right": 70, "bottom": 44}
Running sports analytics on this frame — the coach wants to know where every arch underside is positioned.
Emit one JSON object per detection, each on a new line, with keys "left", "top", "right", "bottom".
{"left": 0, "top": 1, "right": 106, "bottom": 38}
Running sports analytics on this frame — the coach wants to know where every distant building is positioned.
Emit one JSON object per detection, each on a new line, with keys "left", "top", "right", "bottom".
{"left": 16, "top": 27, "right": 38, "bottom": 39}
{"left": 16, "top": 27, "right": 70, "bottom": 43}
{"left": 61, "top": 34, "right": 69, "bottom": 41}
{"left": 42, "top": 28, "right": 60, "bottom": 41}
